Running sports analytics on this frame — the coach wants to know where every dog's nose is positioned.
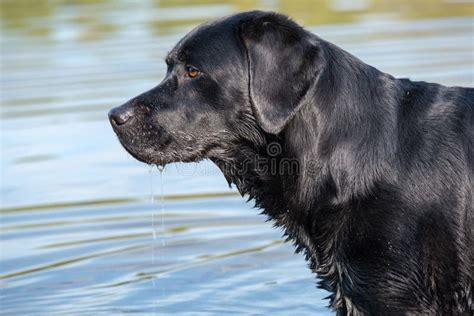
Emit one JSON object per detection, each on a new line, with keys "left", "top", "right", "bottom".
{"left": 108, "top": 106, "right": 134, "bottom": 126}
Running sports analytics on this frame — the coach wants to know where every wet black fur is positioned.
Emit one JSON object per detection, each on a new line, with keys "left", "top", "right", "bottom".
{"left": 109, "top": 11, "right": 473, "bottom": 315}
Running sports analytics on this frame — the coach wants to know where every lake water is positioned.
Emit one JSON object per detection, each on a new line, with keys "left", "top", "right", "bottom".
{"left": 1, "top": 0, "right": 473, "bottom": 315}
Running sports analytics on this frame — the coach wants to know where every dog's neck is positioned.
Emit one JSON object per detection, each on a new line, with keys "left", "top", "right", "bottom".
{"left": 211, "top": 140, "right": 293, "bottom": 216}
{"left": 212, "top": 134, "right": 347, "bottom": 303}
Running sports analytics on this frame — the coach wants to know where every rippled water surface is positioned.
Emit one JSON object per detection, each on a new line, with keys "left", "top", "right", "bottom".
{"left": 1, "top": 0, "right": 473, "bottom": 315}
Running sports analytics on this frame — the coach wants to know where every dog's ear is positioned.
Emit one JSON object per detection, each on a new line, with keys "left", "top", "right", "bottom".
{"left": 239, "top": 12, "right": 320, "bottom": 135}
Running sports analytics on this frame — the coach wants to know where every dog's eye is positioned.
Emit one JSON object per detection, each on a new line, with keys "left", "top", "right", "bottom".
{"left": 185, "top": 66, "right": 201, "bottom": 78}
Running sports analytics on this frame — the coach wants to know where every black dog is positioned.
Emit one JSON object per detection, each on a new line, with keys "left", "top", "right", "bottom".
{"left": 109, "top": 11, "right": 473, "bottom": 315}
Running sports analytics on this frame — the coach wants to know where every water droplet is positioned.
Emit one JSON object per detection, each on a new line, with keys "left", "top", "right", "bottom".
{"left": 149, "top": 166, "right": 154, "bottom": 204}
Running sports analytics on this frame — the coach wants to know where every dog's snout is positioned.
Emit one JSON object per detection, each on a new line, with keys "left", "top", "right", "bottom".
{"left": 108, "top": 105, "right": 134, "bottom": 126}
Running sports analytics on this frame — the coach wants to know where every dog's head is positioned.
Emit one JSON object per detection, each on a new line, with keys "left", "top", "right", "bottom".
{"left": 109, "top": 11, "right": 322, "bottom": 166}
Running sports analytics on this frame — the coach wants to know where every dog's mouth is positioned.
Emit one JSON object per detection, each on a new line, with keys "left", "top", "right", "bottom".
{"left": 111, "top": 126, "right": 172, "bottom": 166}
{"left": 110, "top": 122, "right": 211, "bottom": 167}
{"left": 116, "top": 136, "right": 166, "bottom": 165}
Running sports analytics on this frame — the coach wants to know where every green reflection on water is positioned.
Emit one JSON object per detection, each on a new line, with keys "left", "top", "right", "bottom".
{"left": 0, "top": 191, "right": 240, "bottom": 214}
{"left": 0, "top": 244, "right": 146, "bottom": 280}
{"left": 2, "top": 0, "right": 473, "bottom": 40}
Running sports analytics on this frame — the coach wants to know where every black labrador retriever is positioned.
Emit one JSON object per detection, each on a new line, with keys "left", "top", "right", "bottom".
{"left": 109, "top": 11, "right": 473, "bottom": 315}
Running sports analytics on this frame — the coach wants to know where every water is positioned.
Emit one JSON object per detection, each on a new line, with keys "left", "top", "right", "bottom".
{"left": 1, "top": 0, "right": 473, "bottom": 315}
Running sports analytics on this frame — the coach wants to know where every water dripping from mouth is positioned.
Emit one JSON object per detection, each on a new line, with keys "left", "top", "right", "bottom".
{"left": 149, "top": 165, "right": 156, "bottom": 236}
{"left": 150, "top": 164, "right": 166, "bottom": 307}
{"left": 157, "top": 164, "right": 166, "bottom": 305}
{"left": 149, "top": 165, "right": 156, "bottom": 288}
{"left": 157, "top": 165, "right": 165, "bottom": 247}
